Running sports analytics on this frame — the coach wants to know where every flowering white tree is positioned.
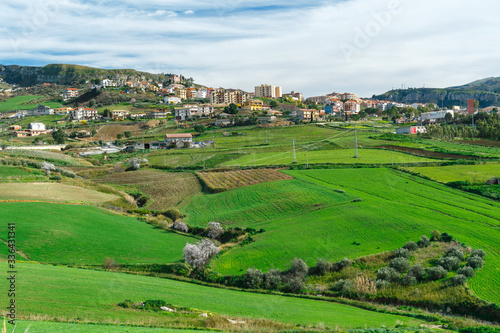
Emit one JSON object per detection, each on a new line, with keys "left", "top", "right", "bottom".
{"left": 183, "top": 239, "right": 219, "bottom": 273}
{"left": 207, "top": 222, "right": 223, "bottom": 240}
{"left": 173, "top": 221, "right": 189, "bottom": 233}
{"left": 41, "top": 161, "right": 56, "bottom": 176}
{"left": 129, "top": 158, "right": 148, "bottom": 170}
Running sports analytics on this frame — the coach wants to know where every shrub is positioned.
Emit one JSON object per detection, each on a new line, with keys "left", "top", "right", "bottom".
{"left": 164, "top": 208, "right": 183, "bottom": 221}
{"left": 408, "top": 265, "right": 426, "bottom": 280}
{"left": 451, "top": 274, "right": 467, "bottom": 286}
{"left": 437, "top": 256, "right": 461, "bottom": 271}
{"left": 244, "top": 268, "right": 263, "bottom": 289}
{"left": 440, "top": 232, "right": 454, "bottom": 242}
{"left": 264, "top": 269, "right": 282, "bottom": 290}
{"left": 375, "top": 279, "right": 389, "bottom": 289}
{"left": 393, "top": 248, "right": 411, "bottom": 259}
{"left": 124, "top": 131, "right": 132, "bottom": 138}
{"left": 315, "top": 258, "right": 332, "bottom": 275}
{"left": 445, "top": 246, "right": 465, "bottom": 261}
{"left": 390, "top": 257, "right": 410, "bottom": 273}
{"left": 471, "top": 249, "right": 486, "bottom": 259}
{"left": 352, "top": 198, "right": 362, "bottom": 202}
{"left": 332, "top": 279, "right": 353, "bottom": 296}
{"left": 403, "top": 241, "right": 418, "bottom": 251}
{"left": 467, "top": 256, "right": 484, "bottom": 269}
{"left": 431, "top": 229, "right": 441, "bottom": 241}
{"left": 172, "top": 221, "right": 188, "bottom": 233}
{"left": 289, "top": 258, "right": 308, "bottom": 278}
{"left": 284, "top": 277, "right": 305, "bottom": 294}
{"left": 376, "top": 267, "right": 400, "bottom": 282}
{"left": 338, "top": 258, "right": 352, "bottom": 269}
{"left": 427, "top": 266, "right": 448, "bottom": 280}
{"left": 400, "top": 274, "right": 417, "bottom": 286}
{"left": 458, "top": 266, "right": 475, "bottom": 278}
{"left": 417, "top": 235, "right": 430, "bottom": 248}
{"left": 103, "top": 257, "right": 119, "bottom": 270}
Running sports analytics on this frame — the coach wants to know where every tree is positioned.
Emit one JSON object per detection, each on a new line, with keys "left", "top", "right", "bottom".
{"left": 128, "top": 158, "right": 148, "bottom": 170}
{"left": 444, "top": 112, "right": 453, "bottom": 123}
{"left": 173, "top": 221, "right": 189, "bottom": 233}
{"left": 51, "top": 129, "right": 66, "bottom": 144}
{"left": 124, "top": 131, "right": 132, "bottom": 138}
{"left": 103, "top": 109, "right": 112, "bottom": 118}
{"left": 194, "top": 124, "right": 206, "bottom": 133}
{"left": 206, "top": 222, "right": 223, "bottom": 240}
{"left": 91, "top": 129, "right": 97, "bottom": 137}
{"left": 117, "top": 133, "right": 123, "bottom": 139}
{"left": 224, "top": 103, "right": 238, "bottom": 115}
{"left": 351, "top": 114, "right": 360, "bottom": 121}
{"left": 269, "top": 100, "right": 279, "bottom": 108}
{"left": 41, "top": 161, "right": 56, "bottom": 177}
{"left": 182, "top": 239, "right": 220, "bottom": 273}
{"left": 88, "top": 99, "right": 96, "bottom": 107}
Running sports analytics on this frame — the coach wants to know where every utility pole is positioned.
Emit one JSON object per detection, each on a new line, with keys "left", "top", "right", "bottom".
{"left": 353, "top": 125, "right": 359, "bottom": 158}
{"left": 392, "top": 151, "right": 394, "bottom": 166}
{"left": 292, "top": 139, "right": 297, "bottom": 164}
{"left": 254, "top": 152, "right": 256, "bottom": 167}
{"left": 11, "top": 136, "right": 13, "bottom": 155}
{"left": 164, "top": 154, "right": 166, "bottom": 166}
{"left": 265, "top": 127, "right": 268, "bottom": 144}
{"left": 306, "top": 152, "right": 309, "bottom": 168}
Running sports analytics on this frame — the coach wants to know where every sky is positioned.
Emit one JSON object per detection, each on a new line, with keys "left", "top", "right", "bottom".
{"left": 1, "top": 0, "right": 500, "bottom": 98}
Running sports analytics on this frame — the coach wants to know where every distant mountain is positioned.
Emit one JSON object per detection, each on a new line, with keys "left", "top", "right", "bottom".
{"left": 0, "top": 64, "right": 179, "bottom": 87}
{"left": 372, "top": 77, "right": 500, "bottom": 107}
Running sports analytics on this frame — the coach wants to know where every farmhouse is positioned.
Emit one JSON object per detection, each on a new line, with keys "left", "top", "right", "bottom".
{"left": 32, "top": 104, "right": 55, "bottom": 116}
{"left": 111, "top": 110, "right": 129, "bottom": 120}
{"left": 165, "top": 133, "right": 193, "bottom": 145}
{"left": 8, "top": 125, "right": 21, "bottom": 131}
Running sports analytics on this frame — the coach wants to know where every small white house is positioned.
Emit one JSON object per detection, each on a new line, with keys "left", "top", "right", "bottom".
{"left": 164, "top": 96, "right": 182, "bottom": 104}
{"left": 28, "top": 122, "right": 46, "bottom": 131}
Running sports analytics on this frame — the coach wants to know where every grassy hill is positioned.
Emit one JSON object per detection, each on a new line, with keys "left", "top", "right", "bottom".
{"left": 181, "top": 168, "right": 500, "bottom": 305}
{"left": 0, "top": 95, "right": 62, "bottom": 112}
{"left": 2, "top": 263, "right": 426, "bottom": 329}
{"left": 0, "top": 202, "right": 194, "bottom": 264}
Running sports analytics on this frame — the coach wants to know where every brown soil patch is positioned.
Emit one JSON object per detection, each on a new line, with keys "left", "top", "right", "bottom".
{"left": 457, "top": 139, "right": 500, "bottom": 148}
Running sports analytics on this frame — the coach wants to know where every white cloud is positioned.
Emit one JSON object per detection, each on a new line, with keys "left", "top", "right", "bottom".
{"left": 1, "top": 0, "right": 500, "bottom": 97}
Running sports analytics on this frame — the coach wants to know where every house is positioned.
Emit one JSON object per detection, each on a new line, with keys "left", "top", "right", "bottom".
{"left": 28, "top": 123, "right": 46, "bottom": 131}
{"left": 68, "top": 107, "right": 99, "bottom": 121}
{"left": 198, "top": 104, "right": 214, "bottom": 118}
{"left": 174, "top": 88, "right": 187, "bottom": 100}
{"left": 296, "top": 109, "right": 320, "bottom": 121}
{"left": 8, "top": 125, "right": 21, "bottom": 131}
{"left": 419, "top": 110, "right": 454, "bottom": 124}
{"left": 282, "top": 91, "right": 303, "bottom": 101}
{"left": 15, "top": 131, "right": 30, "bottom": 137}
{"left": 150, "top": 110, "right": 168, "bottom": 119}
{"left": 100, "top": 79, "right": 117, "bottom": 88}
{"left": 164, "top": 96, "right": 182, "bottom": 104}
{"left": 340, "top": 93, "right": 360, "bottom": 101}
{"left": 130, "top": 113, "right": 147, "bottom": 119}
{"left": 55, "top": 107, "right": 71, "bottom": 115}
{"left": 215, "top": 119, "right": 232, "bottom": 127}
{"left": 111, "top": 110, "right": 129, "bottom": 120}
{"left": 164, "top": 133, "right": 193, "bottom": 146}
{"left": 32, "top": 105, "right": 54, "bottom": 116}
{"left": 396, "top": 126, "right": 427, "bottom": 134}
{"left": 258, "top": 116, "right": 276, "bottom": 124}
{"left": 344, "top": 100, "right": 360, "bottom": 113}
{"left": 175, "top": 106, "right": 197, "bottom": 121}
{"left": 242, "top": 99, "right": 264, "bottom": 111}
{"left": 62, "top": 88, "right": 79, "bottom": 100}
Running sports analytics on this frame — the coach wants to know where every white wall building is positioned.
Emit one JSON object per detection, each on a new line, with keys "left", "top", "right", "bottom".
{"left": 164, "top": 96, "right": 182, "bottom": 104}
{"left": 28, "top": 122, "right": 46, "bottom": 130}
{"left": 419, "top": 110, "right": 454, "bottom": 123}
{"left": 69, "top": 107, "right": 99, "bottom": 121}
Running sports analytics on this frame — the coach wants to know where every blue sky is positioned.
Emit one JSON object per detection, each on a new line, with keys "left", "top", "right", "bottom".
{"left": 1, "top": 0, "right": 500, "bottom": 97}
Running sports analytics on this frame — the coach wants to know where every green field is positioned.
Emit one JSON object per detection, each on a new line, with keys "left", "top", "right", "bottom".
{"left": 406, "top": 163, "right": 500, "bottom": 184}
{"left": 182, "top": 168, "right": 500, "bottom": 305}
{"left": 0, "top": 183, "right": 119, "bottom": 203}
{"left": 221, "top": 149, "right": 440, "bottom": 167}
{"left": 0, "top": 263, "right": 425, "bottom": 329}
{"left": 0, "top": 202, "right": 193, "bottom": 264}
{"left": 6, "top": 150, "right": 91, "bottom": 166}
{"left": 0, "top": 95, "right": 62, "bottom": 112}
{"left": 0, "top": 165, "right": 35, "bottom": 176}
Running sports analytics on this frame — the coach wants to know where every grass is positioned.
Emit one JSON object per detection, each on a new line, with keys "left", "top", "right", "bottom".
{"left": 0, "top": 183, "right": 119, "bottom": 203}
{"left": 0, "top": 95, "right": 62, "bottom": 112}
{"left": 405, "top": 163, "right": 500, "bottom": 184}
{"left": 0, "top": 165, "right": 35, "bottom": 176}
{"left": 0, "top": 263, "right": 426, "bottom": 329}
{"left": 0, "top": 202, "right": 194, "bottom": 264}
{"left": 221, "top": 149, "right": 440, "bottom": 167}
{"left": 197, "top": 169, "right": 293, "bottom": 192}
{"left": 4, "top": 150, "right": 91, "bottom": 166}
{"left": 182, "top": 168, "right": 500, "bottom": 306}
{"left": 93, "top": 169, "right": 202, "bottom": 210}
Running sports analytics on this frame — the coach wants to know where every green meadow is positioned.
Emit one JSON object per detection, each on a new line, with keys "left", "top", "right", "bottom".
{"left": 182, "top": 168, "right": 500, "bottom": 305}
{"left": 0, "top": 202, "right": 194, "bottom": 264}
{"left": 406, "top": 163, "right": 500, "bottom": 183}
{"left": 0, "top": 263, "right": 425, "bottom": 329}
{"left": 0, "top": 95, "right": 62, "bottom": 112}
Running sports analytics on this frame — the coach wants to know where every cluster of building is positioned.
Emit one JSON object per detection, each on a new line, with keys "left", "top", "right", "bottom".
{"left": 8, "top": 123, "right": 51, "bottom": 137}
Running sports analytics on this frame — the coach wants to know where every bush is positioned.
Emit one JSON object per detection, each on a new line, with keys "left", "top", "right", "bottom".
{"left": 124, "top": 131, "right": 132, "bottom": 138}
{"left": 440, "top": 232, "right": 454, "bottom": 242}
{"left": 289, "top": 258, "right": 308, "bottom": 278}
{"left": 451, "top": 274, "right": 467, "bottom": 286}
{"left": 431, "top": 229, "right": 441, "bottom": 241}
{"left": 445, "top": 246, "right": 465, "bottom": 261}
{"left": 264, "top": 269, "right": 282, "bottom": 290}
{"left": 206, "top": 222, "right": 224, "bottom": 240}
{"left": 390, "top": 257, "right": 410, "bottom": 273}
{"left": 352, "top": 198, "right": 362, "bottom": 202}
{"left": 332, "top": 279, "right": 353, "bottom": 296}
{"left": 400, "top": 274, "right": 417, "bottom": 286}
{"left": 471, "top": 249, "right": 486, "bottom": 259}
{"left": 393, "top": 248, "right": 411, "bottom": 259}
{"left": 375, "top": 279, "right": 389, "bottom": 289}
{"left": 459, "top": 327, "right": 500, "bottom": 333}
{"left": 314, "top": 258, "right": 332, "bottom": 275}
{"left": 376, "top": 267, "right": 400, "bottom": 282}
{"left": 466, "top": 255, "right": 484, "bottom": 269}
{"left": 103, "top": 257, "right": 119, "bottom": 270}
{"left": 403, "top": 241, "right": 418, "bottom": 251}
{"left": 437, "top": 256, "right": 461, "bottom": 271}
{"left": 417, "top": 235, "right": 430, "bottom": 248}
{"left": 457, "top": 266, "right": 475, "bottom": 278}
{"left": 408, "top": 265, "right": 426, "bottom": 280}
{"left": 284, "top": 277, "right": 305, "bottom": 294}
{"left": 244, "top": 268, "right": 263, "bottom": 289}
{"left": 164, "top": 208, "right": 183, "bottom": 221}
{"left": 426, "top": 266, "right": 448, "bottom": 280}
{"left": 338, "top": 258, "right": 352, "bottom": 269}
